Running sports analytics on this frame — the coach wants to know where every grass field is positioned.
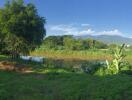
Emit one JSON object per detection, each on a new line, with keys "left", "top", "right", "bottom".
{"left": 1, "top": 70, "right": 132, "bottom": 100}
{"left": 0, "top": 55, "right": 132, "bottom": 100}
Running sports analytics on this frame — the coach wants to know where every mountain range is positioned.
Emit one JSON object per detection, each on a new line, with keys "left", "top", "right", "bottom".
{"left": 75, "top": 35, "right": 132, "bottom": 45}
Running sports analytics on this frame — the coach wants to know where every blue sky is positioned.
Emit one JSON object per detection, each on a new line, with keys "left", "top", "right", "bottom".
{"left": 0, "top": 0, "right": 132, "bottom": 37}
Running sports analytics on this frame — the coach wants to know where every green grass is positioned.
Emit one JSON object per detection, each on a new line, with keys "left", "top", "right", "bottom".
{"left": 0, "top": 71, "right": 132, "bottom": 100}
{"left": 0, "top": 55, "right": 132, "bottom": 100}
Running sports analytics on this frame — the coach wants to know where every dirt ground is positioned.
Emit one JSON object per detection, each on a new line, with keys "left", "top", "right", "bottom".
{"left": 0, "top": 61, "right": 33, "bottom": 73}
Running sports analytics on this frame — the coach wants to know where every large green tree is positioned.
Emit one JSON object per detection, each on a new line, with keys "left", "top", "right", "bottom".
{"left": 0, "top": 0, "right": 46, "bottom": 57}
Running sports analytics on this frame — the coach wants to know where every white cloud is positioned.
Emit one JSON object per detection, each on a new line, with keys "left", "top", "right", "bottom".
{"left": 96, "top": 29, "right": 123, "bottom": 36}
{"left": 78, "top": 29, "right": 95, "bottom": 35}
{"left": 46, "top": 24, "right": 126, "bottom": 37}
{"left": 47, "top": 24, "right": 77, "bottom": 36}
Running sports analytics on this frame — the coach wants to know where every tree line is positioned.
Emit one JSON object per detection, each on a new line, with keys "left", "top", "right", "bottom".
{"left": 0, "top": 0, "right": 46, "bottom": 58}
{"left": 40, "top": 35, "right": 109, "bottom": 50}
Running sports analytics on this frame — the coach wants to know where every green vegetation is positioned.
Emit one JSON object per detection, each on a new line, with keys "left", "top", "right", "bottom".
{"left": 0, "top": 71, "right": 132, "bottom": 100}
{"left": 31, "top": 49, "right": 132, "bottom": 62}
{"left": 0, "top": 0, "right": 46, "bottom": 58}
{"left": 0, "top": 45, "right": 132, "bottom": 99}
{"left": 41, "top": 35, "right": 108, "bottom": 50}
{"left": 95, "top": 44, "right": 132, "bottom": 76}
{"left": 32, "top": 35, "right": 132, "bottom": 62}
{"left": 0, "top": 0, "right": 132, "bottom": 100}
{"left": 0, "top": 55, "right": 131, "bottom": 100}
{"left": 106, "top": 44, "right": 126, "bottom": 73}
{"left": 31, "top": 49, "right": 112, "bottom": 60}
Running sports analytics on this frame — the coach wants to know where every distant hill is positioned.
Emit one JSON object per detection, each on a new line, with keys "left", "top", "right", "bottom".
{"left": 75, "top": 35, "right": 132, "bottom": 45}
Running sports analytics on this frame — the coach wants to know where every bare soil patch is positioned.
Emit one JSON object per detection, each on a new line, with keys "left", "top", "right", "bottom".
{"left": 0, "top": 61, "right": 33, "bottom": 73}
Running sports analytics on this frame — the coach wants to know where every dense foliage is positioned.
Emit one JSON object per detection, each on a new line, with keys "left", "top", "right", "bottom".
{"left": 0, "top": 0, "right": 46, "bottom": 57}
{"left": 40, "top": 35, "right": 108, "bottom": 50}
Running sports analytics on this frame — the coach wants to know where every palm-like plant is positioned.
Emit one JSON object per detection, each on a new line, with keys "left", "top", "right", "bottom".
{"left": 106, "top": 44, "right": 126, "bottom": 74}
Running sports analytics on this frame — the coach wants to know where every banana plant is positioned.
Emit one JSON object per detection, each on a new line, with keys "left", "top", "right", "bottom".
{"left": 106, "top": 44, "right": 126, "bottom": 73}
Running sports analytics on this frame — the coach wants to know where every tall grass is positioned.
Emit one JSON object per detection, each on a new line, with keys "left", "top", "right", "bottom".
{"left": 31, "top": 49, "right": 112, "bottom": 61}
{"left": 31, "top": 49, "right": 132, "bottom": 62}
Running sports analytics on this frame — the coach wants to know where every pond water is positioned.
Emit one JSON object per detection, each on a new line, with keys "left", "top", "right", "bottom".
{"left": 20, "top": 56, "right": 44, "bottom": 63}
{"left": 20, "top": 56, "right": 106, "bottom": 74}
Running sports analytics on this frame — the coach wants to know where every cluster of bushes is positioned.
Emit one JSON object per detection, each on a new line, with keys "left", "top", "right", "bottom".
{"left": 39, "top": 35, "right": 108, "bottom": 50}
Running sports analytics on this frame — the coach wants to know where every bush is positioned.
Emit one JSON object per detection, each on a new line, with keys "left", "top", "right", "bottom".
{"left": 81, "top": 61, "right": 101, "bottom": 74}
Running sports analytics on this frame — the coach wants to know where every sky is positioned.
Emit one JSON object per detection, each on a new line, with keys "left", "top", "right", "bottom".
{"left": 0, "top": 0, "right": 132, "bottom": 37}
